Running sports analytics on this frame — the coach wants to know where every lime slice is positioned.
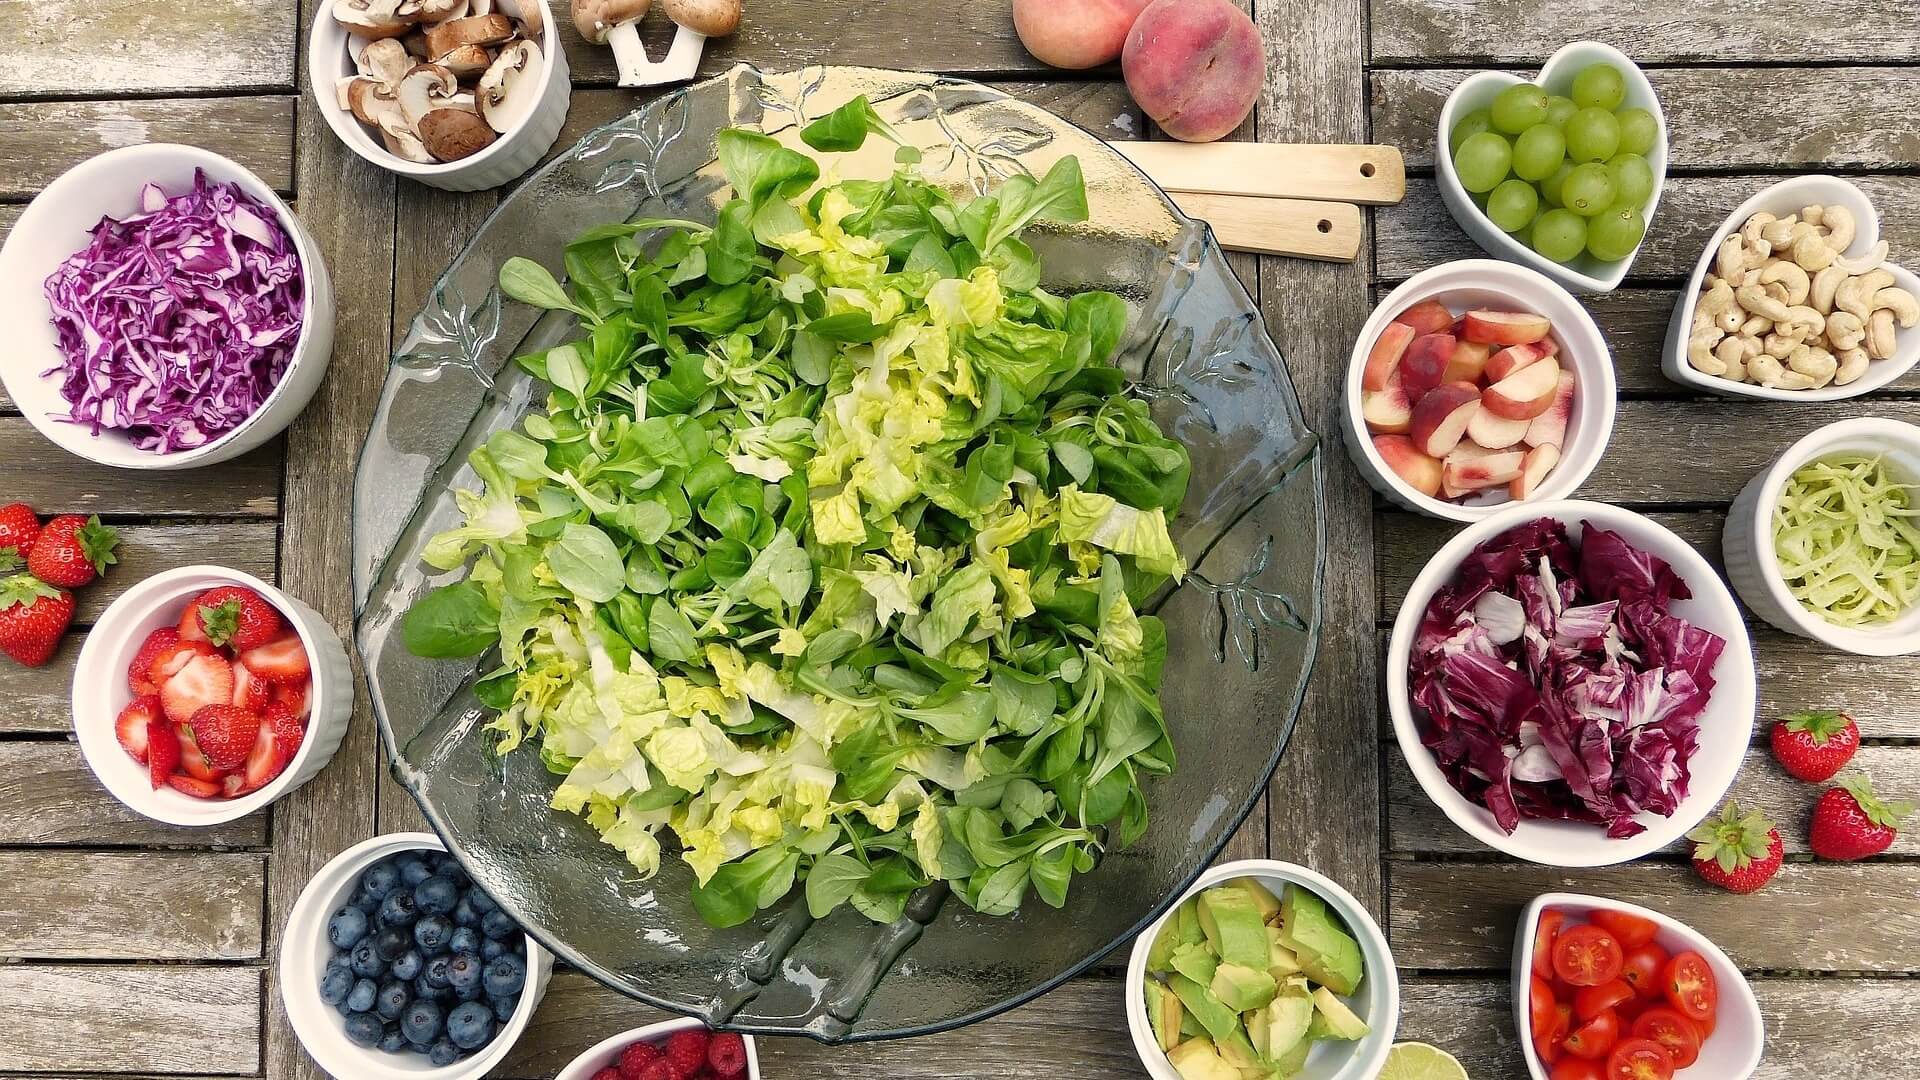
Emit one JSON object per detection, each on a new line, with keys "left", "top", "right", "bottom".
{"left": 1379, "top": 1042, "right": 1469, "bottom": 1080}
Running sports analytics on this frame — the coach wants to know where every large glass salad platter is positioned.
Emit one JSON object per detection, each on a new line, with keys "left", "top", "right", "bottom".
{"left": 352, "top": 65, "right": 1325, "bottom": 1041}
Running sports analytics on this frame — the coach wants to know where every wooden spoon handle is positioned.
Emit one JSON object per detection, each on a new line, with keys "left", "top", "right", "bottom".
{"left": 1111, "top": 141, "right": 1406, "bottom": 205}
{"left": 1169, "top": 193, "right": 1362, "bottom": 262}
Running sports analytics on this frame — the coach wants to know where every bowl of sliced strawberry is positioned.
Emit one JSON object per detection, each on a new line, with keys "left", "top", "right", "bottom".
{"left": 74, "top": 565, "right": 352, "bottom": 824}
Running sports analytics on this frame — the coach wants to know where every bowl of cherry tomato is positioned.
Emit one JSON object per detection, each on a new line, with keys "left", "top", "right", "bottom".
{"left": 1514, "top": 894, "right": 1762, "bottom": 1079}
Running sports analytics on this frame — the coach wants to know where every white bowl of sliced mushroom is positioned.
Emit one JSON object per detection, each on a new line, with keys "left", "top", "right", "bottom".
{"left": 1664, "top": 175, "right": 1920, "bottom": 399}
{"left": 308, "top": 0, "right": 570, "bottom": 190}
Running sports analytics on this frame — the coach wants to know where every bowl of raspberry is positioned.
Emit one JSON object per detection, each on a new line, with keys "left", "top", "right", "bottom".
{"left": 556, "top": 1019, "right": 759, "bottom": 1080}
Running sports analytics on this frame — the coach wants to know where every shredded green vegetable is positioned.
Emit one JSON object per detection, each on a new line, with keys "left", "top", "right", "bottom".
{"left": 1773, "top": 454, "right": 1920, "bottom": 626}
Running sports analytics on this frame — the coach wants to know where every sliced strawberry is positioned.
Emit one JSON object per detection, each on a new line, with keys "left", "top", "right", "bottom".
{"left": 185, "top": 586, "right": 284, "bottom": 653}
{"left": 128, "top": 628, "right": 181, "bottom": 695}
{"left": 115, "top": 695, "right": 161, "bottom": 764}
{"left": 166, "top": 773, "right": 222, "bottom": 799}
{"left": 273, "top": 679, "right": 311, "bottom": 723}
{"left": 176, "top": 726, "right": 225, "bottom": 782}
{"left": 148, "top": 639, "right": 218, "bottom": 690}
{"left": 159, "top": 652, "right": 235, "bottom": 724}
{"left": 234, "top": 719, "right": 296, "bottom": 795}
{"left": 263, "top": 703, "right": 305, "bottom": 758}
{"left": 240, "top": 634, "right": 310, "bottom": 684}
{"left": 177, "top": 602, "right": 210, "bottom": 643}
{"left": 231, "top": 662, "right": 272, "bottom": 711}
{"left": 222, "top": 773, "right": 247, "bottom": 797}
{"left": 147, "top": 714, "right": 180, "bottom": 790}
{"left": 185, "top": 704, "right": 260, "bottom": 772}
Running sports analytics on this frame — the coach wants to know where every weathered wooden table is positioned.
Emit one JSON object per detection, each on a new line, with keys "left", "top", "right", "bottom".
{"left": 4, "top": 2, "right": 1918, "bottom": 1077}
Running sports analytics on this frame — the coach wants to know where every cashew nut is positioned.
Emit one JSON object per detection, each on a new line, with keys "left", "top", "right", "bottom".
{"left": 1714, "top": 335, "right": 1749, "bottom": 379}
{"left": 1736, "top": 283, "right": 1793, "bottom": 322}
{"left": 1715, "top": 236, "right": 1750, "bottom": 282}
{"left": 1698, "top": 280, "right": 1743, "bottom": 334}
{"left": 1803, "top": 204, "right": 1826, "bottom": 228}
{"left": 1820, "top": 205, "right": 1855, "bottom": 252}
{"left": 1872, "top": 286, "right": 1919, "bottom": 328}
{"left": 1761, "top": 215, "right": 1800, "bottom": 248}
{"left": 1837, "top": 269, "right": 1897, "bottom": 321}
{"left": 1689, "top": 328, "right": 1727, "bottom": 375}
{"left": 1868, "top": 308, "right": 1898, "bottom": 359}
{"left": 1740, "top": 314, "right": 1773, "bottom": 337}
{"left": 1774, "top": 369, "right": 1821, "bottom": 391}
{"left": 1763, "top": 332, "right": 1798, "bottom": 359}
{"left": 1748, "top": 352, "right": 1787, "bottom": 387}
{"left": 1833, "top": 239, "right": 1888, "bottom": 275}
{"left": 1835, "top": 346, "right": 1870, "bottom": 385}
{"left": 1791, "top": 225, "right": 1837, "bottom": 272}
{"left": 1781, "top": 305, "right": 1826, "bottom": 338}
{"left": 1741, "top": 212, "right": 1776, "bottom": 248}
{"left": 1789, "top": 343, "right": 1837, "bottom": 387}
{"left": 1810, "top": 265, "right": 1847, "bottom": 314}
{"left": 1825, "top": 310, "right": 1866, "bottom": 351}
{"left": 1759, "top": 261, "right": 1811, "bottom": 305}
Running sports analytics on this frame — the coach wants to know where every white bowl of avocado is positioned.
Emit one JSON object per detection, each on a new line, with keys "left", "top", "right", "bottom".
{"left": 1125, "top": 860, "right": 1399, "bottom": 1080}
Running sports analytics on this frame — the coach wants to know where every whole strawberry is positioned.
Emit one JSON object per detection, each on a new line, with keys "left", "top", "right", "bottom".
{"left": 0, "top": 503, "right": 39, "bottom": 570}
{"left": 26, "top": 514, "right": 118, "bottom": 589}
{"left": 184, "top": 585, "right": 283, "bottom": 653}
{"left": 1687, "top": 800, "right": 1784, "bottom": 893}
{"left": 1771, "top": 709, "right": 1860, "bottom": 782}
{"left": 1810, "top": 773, "right": 1914, "bottom": 861}
{"left": 0, "top": 575, "right": 75, "bottom": 667}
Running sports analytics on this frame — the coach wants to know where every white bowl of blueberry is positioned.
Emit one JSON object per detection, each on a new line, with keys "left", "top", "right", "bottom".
{"left": 279, "top": 831, "right": 551, "bottom": 1078}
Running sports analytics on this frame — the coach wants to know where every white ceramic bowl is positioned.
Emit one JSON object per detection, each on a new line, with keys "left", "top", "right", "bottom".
{"left": 308, "top": 0, "right": 570, "bottom": 191}
{"left": 1435, "top": 40, "right": 1668, "bottom": 294}
{"left": 1724, "top": 417, "right": 1920, "bottom": 655}
{"left": 0, "top": 143, "right": 336, "bottom": 470}
{"left": 1125, "top": 859, "right": 1399, "bottom": 1080}
{"left": 1343, "top": 259, "right": 1617, "bottom": 522}
{"left": 556, "top": 1018, "right": 762, "bottom": 1080}
{"left": 1662, "top": 176, "right": 1920, "bottom": 400}
{"left": 1514, "top": 893, "right": 1763, "bottom": 1079}
{"left": 1387, "top": 500, "right": 1757, "bottom": 865}
{"left": 281, "top": 832, "right": 553, "bottom": 1080}
{"left": 74, "top": 565, "right": 354, "bottom": 826}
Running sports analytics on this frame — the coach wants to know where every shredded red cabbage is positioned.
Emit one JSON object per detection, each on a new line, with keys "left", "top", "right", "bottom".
{"left": 41, "top": 169, "right": 303, "bottom": 452}
{"left": 1410, "top": 518, "right": 1723, "bottom": 839}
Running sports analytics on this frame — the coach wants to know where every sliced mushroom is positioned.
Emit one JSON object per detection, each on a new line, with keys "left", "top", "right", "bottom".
{"left": 407, "top": 0, "right": 467, "bottom": 19}
{"left": 403, "top": 28, "right": 433, "bottom": 57}
{"left": 495, "top": 0, "right": 546, "bottom": 38}
{"left": 357, "top": 36, "right": 414, "bottom": 85}
{"left": 335, "top": 75, "right": 371, "bottom": 112}
{"left": 418, "top": 108, "right": 498, "bottom": 161}
{"left": 347, "top": 78, "right": 399, "bottom": 125}
{"left": 423, "top": 12, "right": 514, "bottom": 56}
{"left": 476, "top": 39, "right": 543, "bottom": 134}
{"left": 378, "top": 111, "right": 437, "bottom": 163}
{"left": 437, "top": 42, "right": 495, "bottom": 78}
{"left": 335, "top": 0, "right": 416, "bottom": 39}
{"left": 396, "top": 63, "right": 460, "bottom": 127}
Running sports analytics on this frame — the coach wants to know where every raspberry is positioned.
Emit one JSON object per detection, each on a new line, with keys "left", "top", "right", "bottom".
{"left": 618, "top": 1039, "right": 663, "bottom": 1080}
{"left": 593, "top": 1070, "right": 622, "bottom": 1080}
{"left": 634, "top": 1060, "right": 675, "bottom": 1080}
{"left": 706, "top": 1032, "right": 748, "bottom": 1077}
{"left": 662, "top": 1029, "right": 710, "bottom": 1078}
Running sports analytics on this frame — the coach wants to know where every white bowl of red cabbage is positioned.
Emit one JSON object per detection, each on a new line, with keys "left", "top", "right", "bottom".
{"left": 1387, "top": 500, "right": 1756, "bottom": 866}
{"left": 0, "top": 143, "right": 334, "bottom": 469}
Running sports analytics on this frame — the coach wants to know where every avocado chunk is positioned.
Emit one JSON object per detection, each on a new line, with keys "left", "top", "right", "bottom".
{"left": 1265, "top": 926, "right": 1303, "bottom": 979}
{"left": 1209, "top": 962, "right": 1277, "bottom": 1012}
{"left": 1170, "top": 942, "right": 1219, "bottom": 988}
{"left": 1145, "top": 980, "right": 1186, "bottom": 1052}
{"left": 1167, "top": 1039, "right": 1240, "bottom": 1080}
{"left": 1177, "top": 896, "right": 1206, "bottom": 948}
{"left": 1214, "top": 1030, "right": 1268, "bottom": 1079}
{"left": 1269, "top": 1034, "right": 1311, "bottom": 1076}
{"left": 1148, "top": 910, "right": 1185, "bottom": 974}
{"left": 1168, "top": 974, "right": 1243, "bottom": 1045}
{"left": 1229, "top": 877, "right": 1282, "bottom": 923}
{"left": 1180, "top": 1009, "right": 1207, "bottom": 1040}
{"left": 1309, "top": 986, "right": 1369, "bottom": 1041}
{"left": 1261, "top": 983, "right": 1316, "bottom": 1061}
{"left": 1198, "top": 887, "right": 1272, "bottom": 969}
{"left": 1277, "top": 885, "right": 1365, "bottom": 996}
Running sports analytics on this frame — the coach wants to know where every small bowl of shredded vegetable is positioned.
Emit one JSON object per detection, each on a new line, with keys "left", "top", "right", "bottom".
{"left": 0, "top": 143, "right": 335, "bottom": 470}
{"left": 1725, "top": 417, "right": 1920, "bottom": 656}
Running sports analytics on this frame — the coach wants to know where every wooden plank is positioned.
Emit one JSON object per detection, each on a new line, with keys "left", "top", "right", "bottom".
{"left": 1376, "top": 174, "right": 1920, "bottom": 282}
{"left": 1369, "top": 0, "right": 1920, "bottom": 65}
{"left": 0, "top": 633, "right": 83, "bottom": 733}
{"left": 0, "top": 851, "right": 264, "bottom": 960}
{"left": 0, "top": 0, "right": 297, "bottom": 96}
{"left": 0, "top": 203, "right": 19, "bottom": 246}
{"left": 0, "top": 97, "right": 295, "bottom": 199}
{"left": 1399, "top": 976, "right": 1920, "bottom": 1080}
{"left": 0, "top": 418, "right": 280, "bottom": 516}
{"left": 1390, "top": 743, "right": 1920, "bottom": 856}
{"left": 0, "top": 741, "right": 267, "bottom": 846}
{"left": 1390, "top": 860, "right": 1920, "bottom": 971}
{"left": 0, "top": 965, "right": 261, "bottom": 1073}
{"left": 1373, "top": 67, "right": 1920, "bottom": 172}
{"left": 70, "top": 522, "right": 278, "bottom": 625}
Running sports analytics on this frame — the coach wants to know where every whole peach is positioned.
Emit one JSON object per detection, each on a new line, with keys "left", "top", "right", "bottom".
{"left": 1013, "top": 0, "right": 1153, "bottom": 70}
{"left": 1121, "top": 0, "right": 1265, "bottom": 142}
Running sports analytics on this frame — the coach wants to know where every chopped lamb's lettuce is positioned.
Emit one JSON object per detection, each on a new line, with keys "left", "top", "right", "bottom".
{"left": 402, "top": 107, "right": 1190, "bottom": 927}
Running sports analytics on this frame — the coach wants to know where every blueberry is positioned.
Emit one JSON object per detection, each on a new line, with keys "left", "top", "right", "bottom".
{"left": 349, "top": 939, "right": 387, "bottom": 980}
{"left": 343, "top": 1011, "right": 385, "bottom": 1048}
{"left": 318, "top": 966, "right": 354, "bottom": 1006}
{"left": 350, "top": 886, "right": 383, "bottom": 913}
{"left": 415, "top": 876, "right": 460, "bottom": 917}
{"left": 401, "top": 999, "right": 444, "bottom": 1044}
{"left": 377, "top": 889, "right": 418, "bottom": 929}
{"left": 327, "top": 906, "right": 370, "bottom": 950}
{"left": 361, "top": 861, "right": 400, "bottom": 900}
{"left": 451, "top": 897, "right": 479, "bottom": 928}
{"left": 378, "top": 927, "right": 415, "bottom": 961}
{"left": 412, "top": 974, "right": 446, "bottom": 1005}
{"left": 325, "top": 951, "right": 354, "bottom": 975}
{"left": 480, "top": 909, "right": 518, "bottom": 941}
{"left": 378, "top": 1027, "right": 408, "bottom": 1053}
{"left": 376, "top": 979, "right": 412, "bottom": 1021}
{"left": 430, "top": 851, "right": 467, "bottom": 879}
{"left": 512, "top": 934, "right": 525, "bottom": 955}
{"left": 428, "top": 1038, "right": 462, "bottom": 1067}
{"left": 445, "top": 952, "right": 484, "bottom": 994}
{"left": 462, "top": 886, "right": 497, "bottom": 915}
{"left": 480, "top": 938, "right": 506, "bottom": 962}
{"left": 347, "top": 977, "right": 378, "bottom": 1014}
{"left": 448, "top": 927, "right": 480, "bottom": 957}
{"left": 413, "top": 915, "right": 454, "bottom": 955}
{"left": 445, "top": 1000, "right": 495, "bottom": 1050}
{"left": 482, "top": 953, "right": 526, "bottom": 997}
{"left": 490, "top": 993, "right": 519, "bottom": 1022}
{"left": 456, "top": 982, "right": 484, "bottom": 1003}
{"left": 390, "top": 949, "right": 423, "bottom": 982}
{"left": 423, "top": 954, "right": 453, "bottom": 989}
{"left": 398, "top": 856, "right": 433, "bottom": 887}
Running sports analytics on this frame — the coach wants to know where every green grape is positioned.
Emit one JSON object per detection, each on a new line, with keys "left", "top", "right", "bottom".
{"left": 1490, "top": 83, "right": 1549, "bottom": 134}
{"left": 1615, "top": 107, "right": 1658, "bottom": 156}
{"left": 1545, "top": 95, "right": 1579, "bottom": 127}
{"left": 1587, "top": 205, "right": 1647, "bottom": 261}
{"left": 1487, "top": 179, "right": 1540, "bottom": 233}
{"left": 1531, "top": 208, "right": 1588, "bottom": 264}
{"left": 1606, "top": 153, "right": 1655, "bottom": 209}
{"left": 1512, "top": 123, "right": 1566, "bottom": 181}
{"left": 1453, "top": 131, "right": 1512, "bottom": 194}
{"left": 1571, "top": 63, "right": 1626, "bottom": 110}
{"left": 1561, "top": 162, "right": 1615, "bottom": 216}
{"left": 1565, "top": 107, "right": 1621, "bottom": 162}
{"left": 1539, "top": 161, "right": 1575, "bottom": 207}
{"left": 1450, "top": 109, "right": 1493, "bottom": 152}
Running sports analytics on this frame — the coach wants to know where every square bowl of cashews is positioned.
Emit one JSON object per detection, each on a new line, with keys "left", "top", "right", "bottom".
{"left": 1663, "top": 175, "right": 1920, "bottom": 401}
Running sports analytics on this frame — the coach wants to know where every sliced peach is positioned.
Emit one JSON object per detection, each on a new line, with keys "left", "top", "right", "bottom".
{"left": 1394, "top": 298, "right": 1455, "bottom": 337}
{"left": 1440, "top": 440, "right": 1509, "bottom": 498}
{"left": 1408, "top": 380, "right": 1482, "bottom": 458}
{"left": 1523, "top": 370, "right": 1577, "bottom": 448}
{"left": 1443, "top": 340, "right": 1492, "bottom": 385}
{"left": 1484, "top": 340, "right": 1556, "bottom": 384}
{"left": 1459, "top": 309, "right": 1552, "bottom": 346}
{"left": 1465, "top": 407, "right": 1531, "bottom": 450}
{"left": 1482, "top": 357, "right": 1561, "bottom": 420}
{"left": 1509, "top": 443, "right": 1561, "bottom": 501}
{"left": 1372, "top": 434, "right": 1443, "bottom": 497}
{"left": 1361, "top": 383, "right": 1413, "bottom": 434}
{"left": 1442, "top": 446, "right": 1526, "bottom": 495}
{"left": 1363, "top": 321, "right": 1415, "bottom": 393}
{"left": 1400, "top": 333, "right": 1457, "bottom": 401}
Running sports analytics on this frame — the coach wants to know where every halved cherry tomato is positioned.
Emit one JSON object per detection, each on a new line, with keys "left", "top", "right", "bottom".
{"left": 1607, "top": 1037, "right": 1676, "bottom": 1080}
{"left": 1564, "top": 1008, "right": 1621, "bottom": 1060}
{"left": 1534, "top": 909, "right": 1568, "bottom": 979}
{"left": 1532, "top": 975, "right": 1560, "bottom": 1039}
{"left": 1575, "top": 979, "right": 1636, "bottom": 1021}
{"left": 1633, "top": 1007, "right": 1703, "bottom": 1068}
{"left": 1554, "top": 924, "right": 1626, "bottom": 987}
{"left": 1662, "top": 950, "right": 1718, "bottom": 1024}
{"left": 1551, "top": 1058, "right": 1607, "bottom": 1080}
{"left": 1612, "top": 993, "right": 1647, "bottom": 1026}
{"left": 1591, "top": 910, "right": 1660, "bottom": 948}
{"left": 1621, "top": 942, "right": 1671, "bottom": 1000}
{"left": 1537, "top": 1002, "right": 1573, "bottom": 1066}
{"left": 1695, "top": 1005, "right": 1717, "bottom": 1038}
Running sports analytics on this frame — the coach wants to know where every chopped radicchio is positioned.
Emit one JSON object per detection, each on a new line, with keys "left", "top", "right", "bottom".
{"left": 41, "top": 169, "right": 303, "bottom": 452}
{"left": 1409, "top": 518, "right": 1721, "bottom": 838}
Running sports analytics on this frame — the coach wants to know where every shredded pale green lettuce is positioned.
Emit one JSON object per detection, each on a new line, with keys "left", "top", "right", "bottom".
{"left": 1774, "top": 454, "right": 1920, "bottom": 626}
